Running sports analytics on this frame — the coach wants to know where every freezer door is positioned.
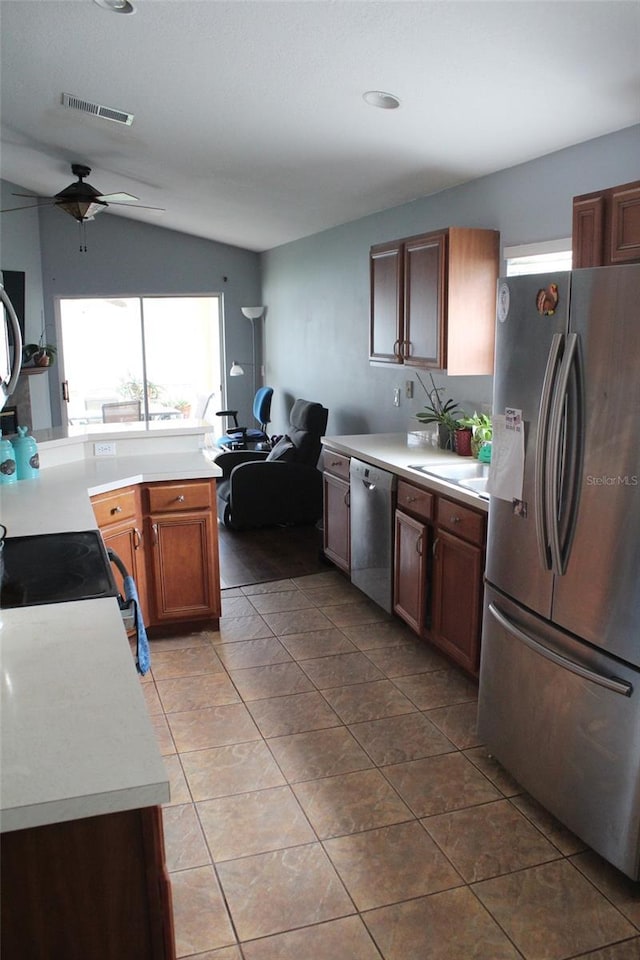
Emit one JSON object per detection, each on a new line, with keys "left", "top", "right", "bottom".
{"left": 478, "top": 584, "right": 640, "bottom": 880}
{"left": 486, "top": 273, "right": 570, "bottom": 618}
{"left": 551, "top": 264, "right": 640, "bottom": 665}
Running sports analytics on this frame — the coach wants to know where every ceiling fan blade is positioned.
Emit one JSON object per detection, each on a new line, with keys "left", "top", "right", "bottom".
{"left": 1, "top": 202, "right": 54, "bottom": 213}
{"left": 12, "top": 192, "right": 55, "bottom": 200}
{"left": 106, "top": 201, "right": 165, "bottom": 212}
{"left": 98, "top": 192, "right": 139, "bottom": 203}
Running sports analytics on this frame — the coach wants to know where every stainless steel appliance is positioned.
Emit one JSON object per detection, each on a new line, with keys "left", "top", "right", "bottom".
{"left": 478, "top": 264, "right": 640, "bottom": 879}
{"left": 0, "top": 275, "right": 23, "bottom": 411}
{"left": 349, "top": 458, "right": 396, "bottom": 613}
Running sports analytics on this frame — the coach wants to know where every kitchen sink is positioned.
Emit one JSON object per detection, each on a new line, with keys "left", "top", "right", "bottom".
{"left": 408, "top": 462, "right": 489, "bottom": 481}
{"left": 408, "top": 461, "right": 490, "bottom": 499}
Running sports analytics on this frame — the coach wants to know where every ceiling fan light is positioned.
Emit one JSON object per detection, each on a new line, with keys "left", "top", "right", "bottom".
{"left": 55, "top": 199, "right": 108, "bottom": 222}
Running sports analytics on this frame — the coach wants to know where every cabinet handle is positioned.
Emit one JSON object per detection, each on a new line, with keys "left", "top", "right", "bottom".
{"left": 405, "top": 495, "right": 417, "bottom": 503}
{"left": 133, "top": 527, "right": 142, "bottom": 550}
{"left": 175, "top": 494, "right": 185, "bottom": 503}
{"left": 110, "top": 505, "right": 122, "bottom": 515}
{"left": 393, "top": 338, "right": 401, "bottom": 358}
{"left": 152, "top": 522, "right": 158, "bottom": 545}
{"left": 432, "top": 536, "right": 439, "bottom": 558}
{"left": 403, "top": 339, "right": 412, "bottom": 358}
{"left": 331, "top": 459, "right": 341, "bottom": 467}
{"left": 416, "top": 533, "right": 423, "bottom": 556}
{"left": 344, "top": 490, "right": 350, "bottom": 507}
{"left": 450, "top": 515, "right": 461, "bottom": 524}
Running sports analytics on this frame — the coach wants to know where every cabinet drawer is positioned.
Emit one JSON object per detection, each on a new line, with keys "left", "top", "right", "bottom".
{"left": 323, "top": 451, "right": 350, "bottom": 481}
{"left": 436, "top": 496, "right": 485, "bottom": 545}
{"left": 146, "top": 481, "right": 212, "bottom": 513}
{"left": 397, "top": 480, "right": 433, "bottom": 521}
{"left": 92, "top": 486, "right": 137, "bottom": 527}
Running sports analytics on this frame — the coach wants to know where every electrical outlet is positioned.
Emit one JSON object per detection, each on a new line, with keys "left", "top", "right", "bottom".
{"left": 405, "top": 380, "right": 414, "bottom": 399}
{"left": 94, "top": 441, "right": 117, "bottom": 457}
{"left": 393, "top": 387, "right": 401, "bottom": 407}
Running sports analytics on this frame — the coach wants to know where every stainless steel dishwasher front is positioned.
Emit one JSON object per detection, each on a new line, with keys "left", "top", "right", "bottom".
{"left": 349, "top": 458, "right": 397, "bottom": 613}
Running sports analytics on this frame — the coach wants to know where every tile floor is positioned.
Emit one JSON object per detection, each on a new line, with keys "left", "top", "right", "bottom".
{"left": 140, "top": 570, "right": 640, "bottom": 960}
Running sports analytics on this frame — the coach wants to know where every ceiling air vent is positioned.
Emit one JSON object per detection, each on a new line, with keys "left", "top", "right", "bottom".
{"left": 61, "top": 93, "right": 134, "bottom": 126}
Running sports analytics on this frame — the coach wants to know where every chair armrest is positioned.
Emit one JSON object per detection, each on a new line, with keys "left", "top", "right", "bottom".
{"left": 216, "top": 409, "right": 238, "bottom": 417}
{"left": 226, "top": 461, "right": 323, "bottom": 527}
{"left": 214, "top": 449, "right": 269, "bottom": 480}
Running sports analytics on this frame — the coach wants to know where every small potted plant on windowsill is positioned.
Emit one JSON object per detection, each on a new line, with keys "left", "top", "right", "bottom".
{"left": 414, "top": 373, "right": 461, "bottom": 450}
{"left": 22, "top": 341, "right": 57, "bottom": 368}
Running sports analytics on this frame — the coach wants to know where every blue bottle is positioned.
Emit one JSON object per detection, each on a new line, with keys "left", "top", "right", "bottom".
{"left": 11, "top": 426, "right": 40, "bottom": 480}
{"left": 0, "top": 430, "right": 17, "bottom": 484}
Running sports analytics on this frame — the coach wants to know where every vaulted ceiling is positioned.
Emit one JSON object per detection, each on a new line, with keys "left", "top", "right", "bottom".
{"left": 1, "top": 0, "right": 638, "bottom": 252}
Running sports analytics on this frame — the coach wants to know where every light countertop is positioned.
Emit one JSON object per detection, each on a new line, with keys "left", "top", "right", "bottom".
{"left": 321, "top": 432, "right": 489, "bottom": 512}
{"left": 0, "top": 437, "right": 222, "bottom": 833}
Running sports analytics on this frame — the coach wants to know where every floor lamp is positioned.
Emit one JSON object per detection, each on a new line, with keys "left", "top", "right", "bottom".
{"left": 240, "top": 306, "right": 266, "bottom": 397}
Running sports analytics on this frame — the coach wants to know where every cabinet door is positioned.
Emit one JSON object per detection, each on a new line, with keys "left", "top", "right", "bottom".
{"left": 609, "top": 182, "right": 640, "bottom": 264}
{"left": 148, "top": 511, "right": 220, "bottom": 622}
{"left": 101, "top": 519, "right": 147, "bottom": 625}
{"left": 403, "top": 232, "right": 446, "bottom": 369}
{"left": 323, "top": 473, "right": 350, "bottom": 573}
{"left": 394, "top": 510, "right": 429, "bottom": 635}
{"left": 370, "top": 240, "right": 403, "bottom": 363}
{"left": 431, "top": 529, "right": 483, "bottom": 675}
{"left": 572, "top": 194, "right": 605, "bottom": 268}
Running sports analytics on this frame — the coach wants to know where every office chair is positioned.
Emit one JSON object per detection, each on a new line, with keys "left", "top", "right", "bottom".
{"left": 216, "top": 386, "right": 273, "bottom": 450}
{"left": 102, "top": 400, "right": 142, "bottom": 422}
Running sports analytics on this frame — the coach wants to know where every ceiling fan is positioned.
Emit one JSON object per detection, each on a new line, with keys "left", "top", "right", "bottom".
{"left": 1, "top": 163, "right": 164, "bottom": 249}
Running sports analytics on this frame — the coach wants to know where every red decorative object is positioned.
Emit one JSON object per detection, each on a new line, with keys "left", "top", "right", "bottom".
{"left": 536, "top": 283, "right": 559, "bottom": 316}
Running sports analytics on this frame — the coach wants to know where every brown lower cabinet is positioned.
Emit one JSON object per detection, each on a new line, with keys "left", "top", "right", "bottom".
{"left": 322, "top": 451, "right": 351, "bottom": 574}
{"left": 393, "top": 481, "right": 486, "bottom": 675}
{"left": 1, "top": 806, "right": 175, "bottom": 960}
{"left": 92, "top": 478, "right": 221, "bottom": 631}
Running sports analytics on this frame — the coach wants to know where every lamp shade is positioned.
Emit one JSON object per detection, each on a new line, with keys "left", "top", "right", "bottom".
{"left": 229, "top": 361, "right": 244, "bottom": 376}
{"left": 240, "top": 307, "right": 265, "bottom": 320}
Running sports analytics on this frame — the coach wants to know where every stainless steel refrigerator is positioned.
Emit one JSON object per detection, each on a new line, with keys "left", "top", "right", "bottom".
{"left": 478, "top": 263, "right": 640, "bottom": 880}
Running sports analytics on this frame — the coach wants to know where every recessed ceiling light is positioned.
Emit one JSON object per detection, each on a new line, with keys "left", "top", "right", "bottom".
{"left": 93, "top": 0, "right": 136, "bottom": 14}
{"left": 363, "top": 90, "right": 401, "bottom": 110}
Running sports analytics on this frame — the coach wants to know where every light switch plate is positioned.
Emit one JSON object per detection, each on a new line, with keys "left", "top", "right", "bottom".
{"left": 94, "top": 441, "right": 117, "bottom": 457}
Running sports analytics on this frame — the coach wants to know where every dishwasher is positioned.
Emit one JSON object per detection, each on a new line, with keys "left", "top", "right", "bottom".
{"left": 349, "top": 458, "right": 397, "bottom": 613}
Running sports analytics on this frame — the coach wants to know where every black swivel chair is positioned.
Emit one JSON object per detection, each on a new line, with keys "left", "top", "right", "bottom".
{"left": 215, "top": 398, "right": 329, "bottom": 530}
{"left": 216, "top": 386, "right": 273, "bottom": 450}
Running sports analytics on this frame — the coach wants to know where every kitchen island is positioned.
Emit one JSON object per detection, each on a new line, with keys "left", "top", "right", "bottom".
{"left": 0, "top": 424, "right": 222, "bottom": 959}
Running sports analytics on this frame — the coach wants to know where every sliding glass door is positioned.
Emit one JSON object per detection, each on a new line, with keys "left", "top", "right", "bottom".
{"left": 58, "top": 296, "right": 222, "bottom": 428}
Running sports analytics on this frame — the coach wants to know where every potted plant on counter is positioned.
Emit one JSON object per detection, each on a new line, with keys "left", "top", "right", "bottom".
{"left": 415, "top": 373, "right": 461, "bottom": 450}
{"left": 458, "top": 412, "right": 493, "bottom": 458}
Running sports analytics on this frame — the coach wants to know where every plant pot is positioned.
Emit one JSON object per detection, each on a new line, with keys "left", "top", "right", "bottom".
{"left": 438, "top": 424, "right": 453, "bottom": 450}
{"left": 454, "top": 427, "right": 473, "bottom": 456}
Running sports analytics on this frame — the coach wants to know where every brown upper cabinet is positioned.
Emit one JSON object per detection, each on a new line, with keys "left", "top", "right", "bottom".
{"left": 572, "top": 179, "right": 640, "bottom": 268}
{"left": 369, "top": 226, "right": 500, "bottom": 375}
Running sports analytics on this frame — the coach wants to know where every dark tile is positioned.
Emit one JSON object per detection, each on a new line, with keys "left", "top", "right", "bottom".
{"left": 393, "top": 668, "right": 478, "bottom": 710}
{"left": 343, "top": 620, "right": 418, "bottom": 651}
{"left": 279, "top": 627, "right": 358, "bottom": 660}
{"left": 162, "top": 802, "right": 210, "bottom": 871}
{"left": 181, "top": 740, "right": 285, "bottom": 801}
{"left": 267, "top": 726, "right": 374, "bottom": 782}
{"left": 217, "top": 843, "right": 354, "bottom": 941}
{"left": 248, "top": 589, "right": 317, "bottom": 614}
{"left": 473, "top": 859, "right": 635, "bottom": 960}
{"left": 363, "top": 641, "right": 449, "bottom": 677}
{"left": 511, "top": 793, "right": 587, "bottom": 856}
{"left": 571, "top": 849, "right": 640, "bottom": 928}
{"left": 229, "top": 661, "right": 315, "bottom": 700}
{"left": 170, "top": 865, "right": 236, "bottom": 957}
{"left": 262, "top": 607, "right": 335, "bottom": 636}
{"left": 321, "top": 599, "right": 392, "bottom": 627}
{"left": 214, "top": 636, "right": 292, "bottom": 670}
{"left": 167, "top": 701, "right": 260, "bottom": 752}
{"left": 324, "top": 820, "right": 462, "bottom": 909}
{"left": 241, "top": 915, "right": 382, "bottom": 960}
{"left": 299, "top": 652, "right": 385, "bottom": 689}
{"left": 156, "top": 672, "right": 240, "bottom": 713}
{"left": 349, "top": 712, "right": 454, "bottom": 765}
{"left": 321, "top": 679, "right": 417, "bottom": 724}
{"left": 383, "top": 752, "right": 501, "bottom": 817}
{"left": 363, "top": 886, "right": 522, "bottom": 960}
{"left": 247, "top": 690, "right": 341, "bottom": 737}
{"left": 463, "top": 746, "right": 523, "bottom": 797}
{"left": 292, "top": 768, "right": 412, "bottom": 839}
{"left": 426, "top": 699, "right": 483, "bottom": 749}
{"left": 423, "top": 799, "right": 560, "bottom": 882}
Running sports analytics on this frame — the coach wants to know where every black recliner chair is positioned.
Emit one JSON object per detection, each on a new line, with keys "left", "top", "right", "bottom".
{"left": 215, "top": 398, "right": 329, "bottom": 530}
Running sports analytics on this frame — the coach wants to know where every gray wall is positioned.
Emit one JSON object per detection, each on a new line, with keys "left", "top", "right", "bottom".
{"left": 261, "top": 125, "right": 640, "bottom": 436}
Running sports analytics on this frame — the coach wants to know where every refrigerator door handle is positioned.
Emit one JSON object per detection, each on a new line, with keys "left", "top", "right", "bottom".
{"left": 535, "top": 333, "right": 564, "bottom": 570}
{"left": 488, "top": 603, "right": 633, "bottom": 697}
{"left": 546, "top": 332, "right": 582, "bottom": 575}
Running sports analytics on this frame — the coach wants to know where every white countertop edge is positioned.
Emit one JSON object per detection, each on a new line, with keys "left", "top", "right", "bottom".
{"left": 322, "top": 434, "right": 489, "bottom": 513}
{"left": 0, "top": 780, "right": 170, "bottom": 834}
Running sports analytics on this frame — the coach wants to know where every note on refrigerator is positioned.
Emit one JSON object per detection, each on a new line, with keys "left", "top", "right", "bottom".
{"left": 486, "top": 410, "right": 525, "bottom": 501}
